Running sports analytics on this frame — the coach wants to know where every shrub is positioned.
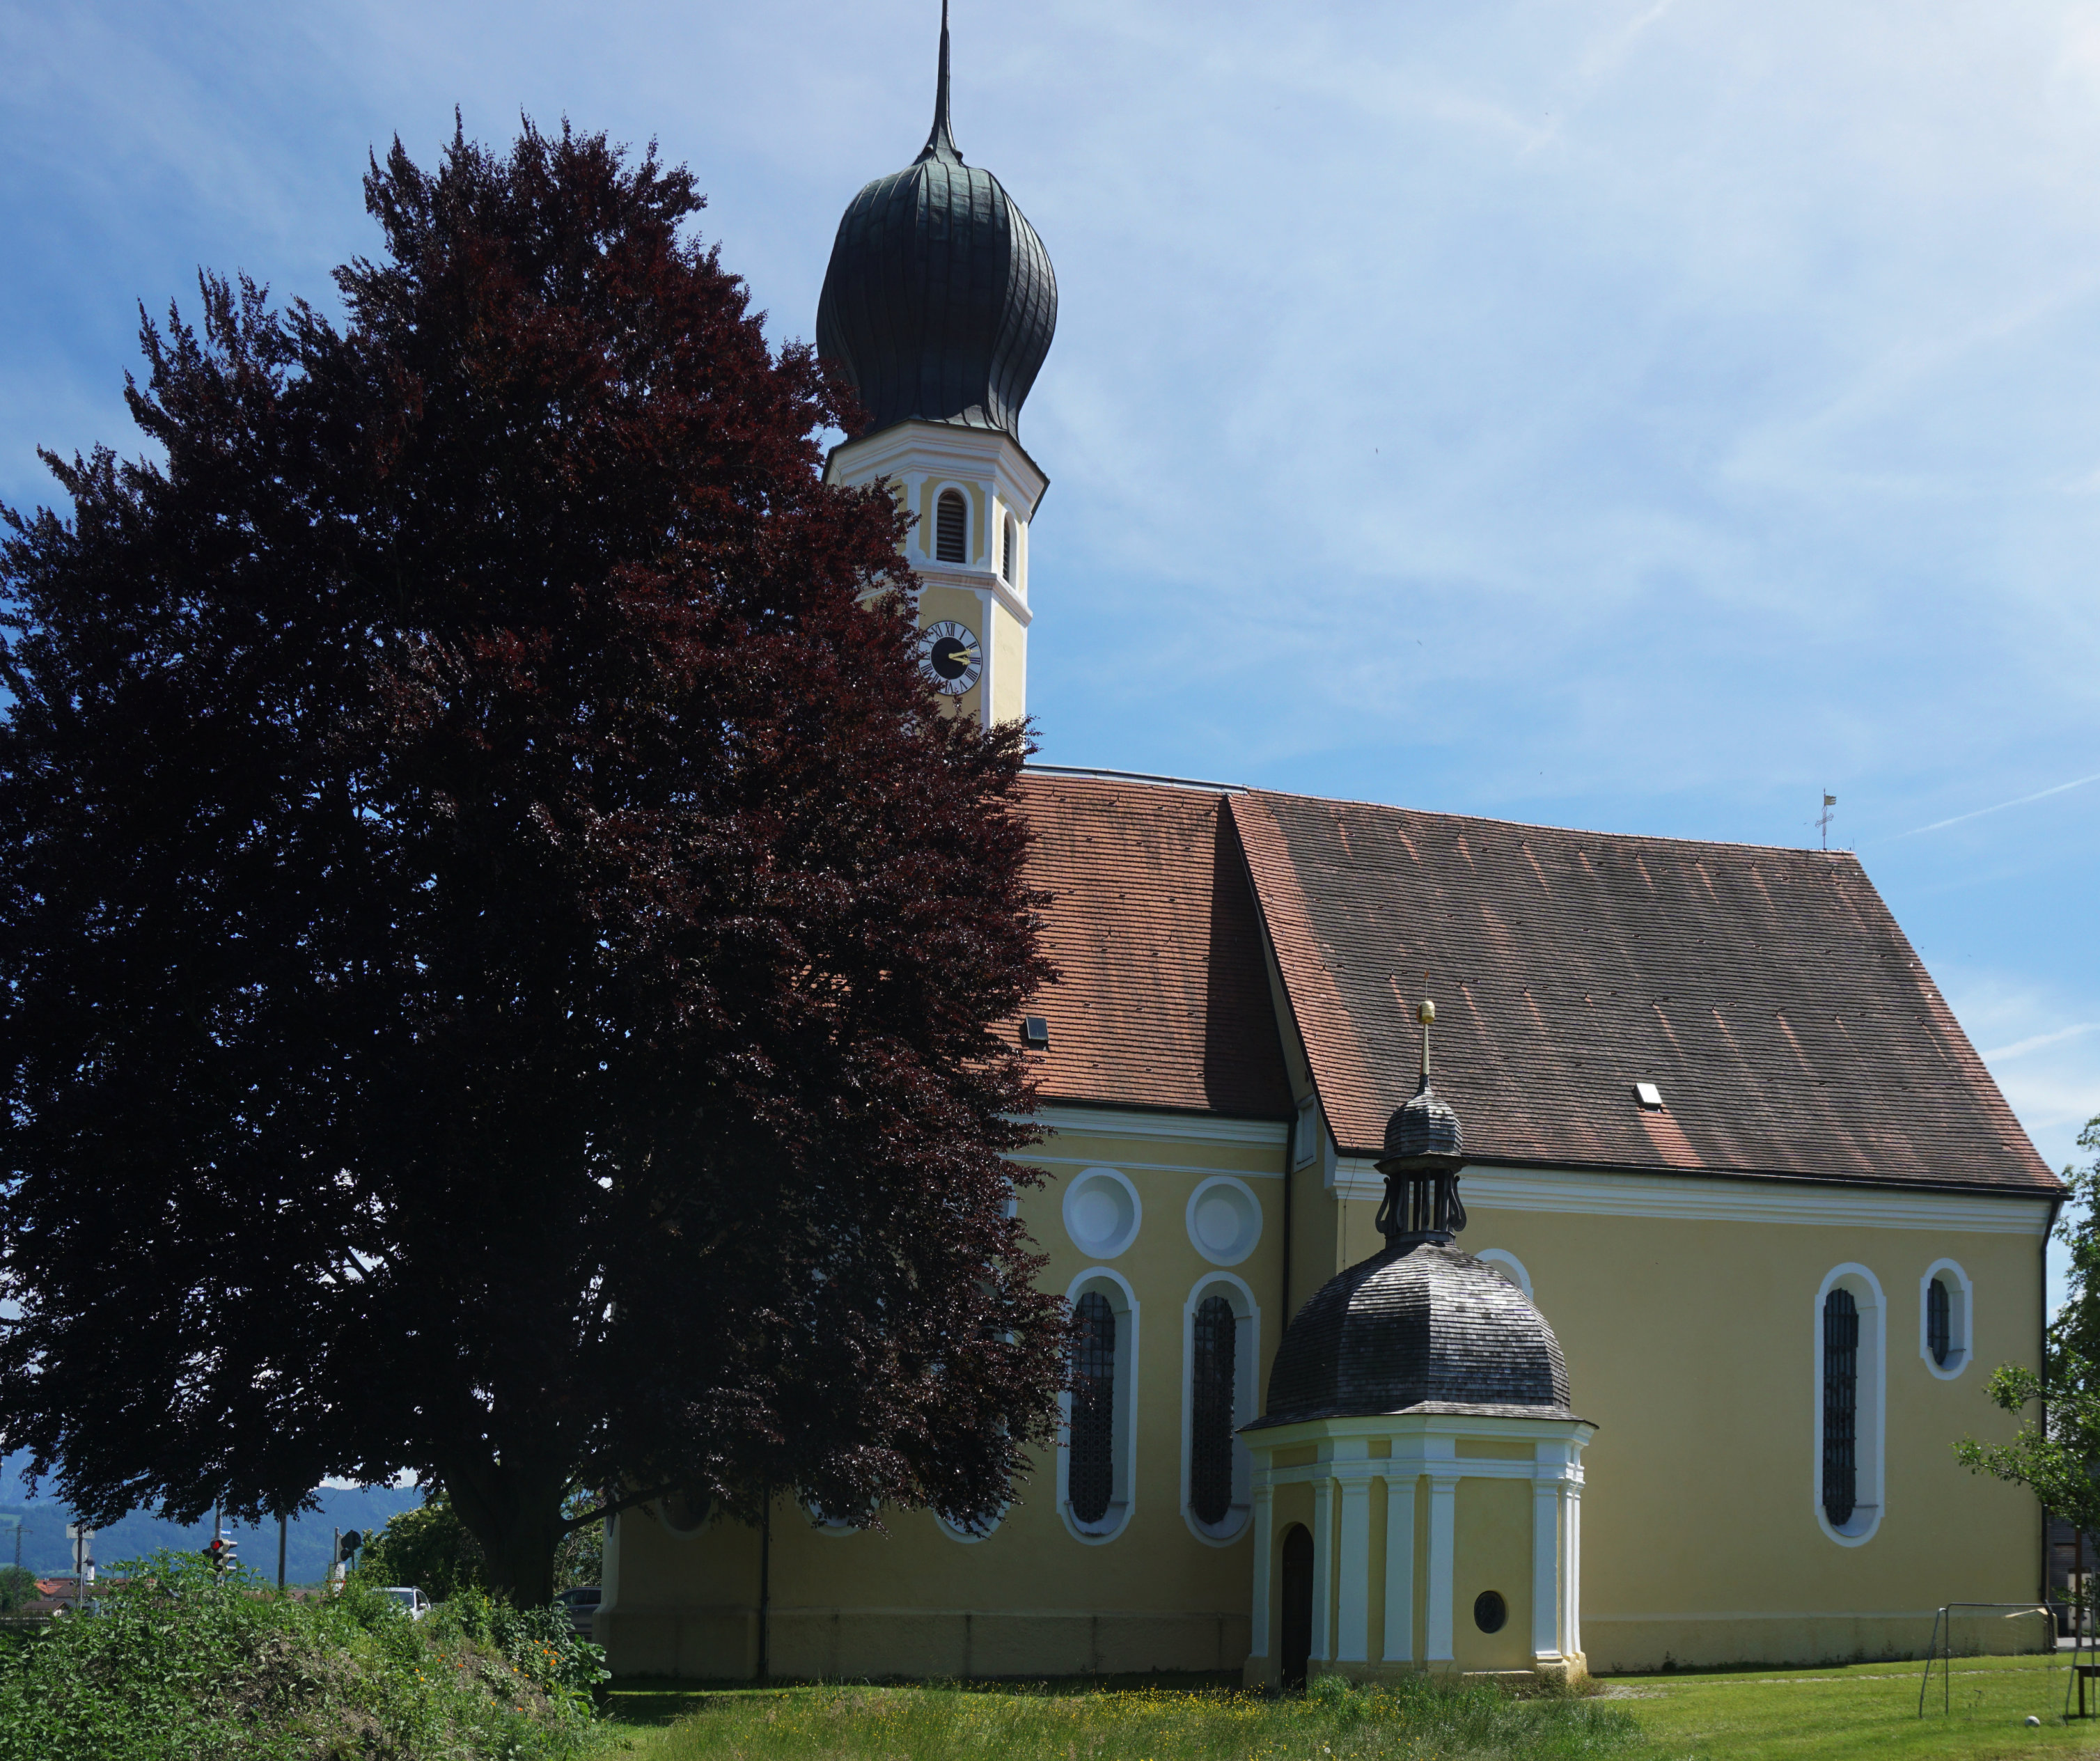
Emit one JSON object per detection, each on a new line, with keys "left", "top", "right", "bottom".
{"left": 359, "top": 1495, "right": 487, "bottom": 1602}
{"left": 0, "top": 1550, "right": 597, "bottom": 1761}
{"left": 0, "top": 1565, "right": 33, "bottom": 1615}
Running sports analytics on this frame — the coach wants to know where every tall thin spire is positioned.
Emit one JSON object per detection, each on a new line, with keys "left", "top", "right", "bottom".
{"left": 918, "top": 0, "right": 962, "bottom": 163}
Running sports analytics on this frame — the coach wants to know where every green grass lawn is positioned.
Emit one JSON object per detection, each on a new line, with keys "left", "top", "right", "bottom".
{"left": 591, "top": 1659, "right": 2100, "bottom": 1761}
{"left": 1618, "top": 1653, "right": 2100, "bottom": 1759}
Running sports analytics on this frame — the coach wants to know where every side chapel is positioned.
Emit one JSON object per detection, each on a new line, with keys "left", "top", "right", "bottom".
{"left": 601, "top": 10, "right": 2062, "bottom": 1682}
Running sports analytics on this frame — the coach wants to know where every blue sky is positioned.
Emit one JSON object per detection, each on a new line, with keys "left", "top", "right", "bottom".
{"left": 4, "top": 1, "right": 2096, "bottom": 1292}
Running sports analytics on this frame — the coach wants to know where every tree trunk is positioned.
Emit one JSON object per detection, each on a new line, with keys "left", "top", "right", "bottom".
{"left": 442, "top": 1451, "right": 572, "bottom": 1607}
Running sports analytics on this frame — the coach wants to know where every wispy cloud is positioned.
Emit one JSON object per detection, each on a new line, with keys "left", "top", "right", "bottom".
{"left": 1982, "top": 1022, "right": 2100, "bottom": 1062}
{"left": 1895, "top": 772, "right": 2100, "bottom": 840}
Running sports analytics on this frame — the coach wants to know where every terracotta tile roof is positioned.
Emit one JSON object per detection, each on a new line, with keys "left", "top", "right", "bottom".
{"left": 1230, "top": 790, "right": 2058, "bottom": 1194}
{"left": 1014, "top": 774, "right": 1292, "bottom": 1120}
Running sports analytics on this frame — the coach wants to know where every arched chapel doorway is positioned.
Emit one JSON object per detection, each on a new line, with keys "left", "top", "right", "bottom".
{"left": 1279, "top": 1523, "right": 1314, "bottom": 1689}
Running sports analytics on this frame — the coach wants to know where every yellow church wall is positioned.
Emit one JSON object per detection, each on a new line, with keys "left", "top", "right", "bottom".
{"left": 1378, "top": 1184, "right": 2051, "bottom": 1670}
{"left": 602, "top": 1091, "right": 2053, "bottom": 1679}
{"left": 1451, "top": 1478, "right": 1533, "bottom": 1673}
{"left": 912, "top": 582, "right": 985, "bottom": 725}
{"left": 992, "top": 599, "right": 1026, "bottom": 726}
{"left": 603, "top": 1110, "right": 1291, "bottom": 1678}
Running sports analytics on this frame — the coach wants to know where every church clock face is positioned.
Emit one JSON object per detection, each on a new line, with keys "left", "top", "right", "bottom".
{"left": 919, "top": 620, "right": 983, "bottom": 696}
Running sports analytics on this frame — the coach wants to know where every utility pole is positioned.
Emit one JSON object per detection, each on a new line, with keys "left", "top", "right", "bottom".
{"left": 277, "top": 1514, "right": 288, "bottom": 1591}
{"left": 64, "top": 1523, "right": 93, "bottom": 1612}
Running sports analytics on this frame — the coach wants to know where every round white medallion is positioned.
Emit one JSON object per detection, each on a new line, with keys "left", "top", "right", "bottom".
{"left": 1063, "top": 1167, "right": 1141, "bottom": 1260}
{"left": 1185, "top": 1177, "right": 1262, "bottom": 1267}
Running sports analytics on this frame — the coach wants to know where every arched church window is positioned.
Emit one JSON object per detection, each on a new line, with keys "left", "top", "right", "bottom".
{"left": 1821, "top": 1286, "right": 1858, "bottom": 1526}
{"left": 1069, "top": 1291, "right": 1116, "bottom": 1526}
{"left": 1815, "top": 1265, "right": 1885, "bottom": 1543}
{"left": 1920, "top": 1259, "right": 1971, "bottom": 1377}
{"left": 1001, "top": 512, "right": 1017, "bottom": 582}
{"left": 936, "top": 490, "right": 968, "bottom": 563}
{"left": 1182, "top": 1273, "right": 1257, "bottom": 1542}
{"left": 1189, "top": 1295, "right": 1236, "bottom": 1526}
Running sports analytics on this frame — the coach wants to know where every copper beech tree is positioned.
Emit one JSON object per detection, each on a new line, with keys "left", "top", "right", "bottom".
{"left": 0, "top": 122, "right": 1064, "bottom": 1603}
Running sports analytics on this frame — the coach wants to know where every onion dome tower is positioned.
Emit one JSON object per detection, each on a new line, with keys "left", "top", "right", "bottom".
{"left": 817, "top": 2, "right": 1055, "bottom": 728}
{"left": 1241, "top": 1001, "right": 1594, "bottom": 1689}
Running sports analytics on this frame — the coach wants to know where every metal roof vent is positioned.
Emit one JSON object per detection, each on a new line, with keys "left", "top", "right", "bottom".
{"left": 1633, "top": 1081, "right": 1663, "bottom": 1111}
{"left": 1021, "top": 1017, "right": 1050, "bottom": 1050}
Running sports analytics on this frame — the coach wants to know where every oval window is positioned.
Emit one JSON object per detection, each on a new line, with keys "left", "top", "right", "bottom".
{"left": 1474, "top": 1590, "right": 1507, "bottom": 1634}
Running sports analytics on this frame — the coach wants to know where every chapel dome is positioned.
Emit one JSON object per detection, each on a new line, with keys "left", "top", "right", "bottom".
{"left": 1253, "top": 1001, "right": 1578, "bottom": 1428}
{"left": 815, "top": 8, "right": 1057, "bottom": 439}
{"left": 1251, "top": 1241, "right": 1576, "bottom": 1427}
{"left": 1384, "top": 1075, "right": 1463, "bottom": 1165}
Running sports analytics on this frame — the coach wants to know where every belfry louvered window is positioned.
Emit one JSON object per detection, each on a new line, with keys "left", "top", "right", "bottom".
{"left": 1927, "top": 1276, "right": 1951, "bottom": 1367}
{"left": 1069, "top": 1292, "right": 1116, "bottom": 1526}
{"left": 1001, "top": 512, "right": 1017, "bottom": 582}
{"left": 1189, "top": 1295, "right": 1237, "bottom": 1526}
{"left": 935, "top": 490, "right": 967, "bottom": 563}
{"left": 1822, "top": 1287, "right": 1859, "bottom": 1524}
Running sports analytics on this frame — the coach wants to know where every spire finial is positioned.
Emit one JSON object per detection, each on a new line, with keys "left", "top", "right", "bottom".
{"left": 918, "top": 0, "right": 962, "bottom": 164}
{"left": 1418, "top": 994, "right": 1435, "bottom": 1085}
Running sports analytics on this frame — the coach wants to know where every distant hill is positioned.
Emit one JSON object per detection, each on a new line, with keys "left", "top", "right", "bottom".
{"left": 0, "top": 1452, "right": 423, "bottom": 1583}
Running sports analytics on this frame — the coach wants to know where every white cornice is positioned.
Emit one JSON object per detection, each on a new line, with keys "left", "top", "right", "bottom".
{"left": 919, "top": 565, "right": 1033, "bottom": 628}
{"left": 1027, "top": 1106, "right": 1290, "bottom": 1148}
{"left": 1017, "top": 1152, "right": 1284, "bottom": 1181}
{"left": 825, "top": 420, "right": 1049, "bottom": 517}
{"left": 1330, "top": 1159, "right": 2053, "bottom": 1234}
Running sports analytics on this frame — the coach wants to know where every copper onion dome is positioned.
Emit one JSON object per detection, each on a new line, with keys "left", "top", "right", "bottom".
{"left": 815, "top": 3, "right": 1058, "bottom": 439}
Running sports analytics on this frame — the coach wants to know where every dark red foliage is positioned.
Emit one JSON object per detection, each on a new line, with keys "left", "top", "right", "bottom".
{"left": 0, "top": 120, "right": 1063, "bottom": 1604}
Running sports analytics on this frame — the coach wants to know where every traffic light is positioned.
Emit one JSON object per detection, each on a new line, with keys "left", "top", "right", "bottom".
{"left": 340, "top": 1530, "right": 363, "bottom": 1557}
{"left": 203, "top": 1536, "right": 230, "bottom": 1573}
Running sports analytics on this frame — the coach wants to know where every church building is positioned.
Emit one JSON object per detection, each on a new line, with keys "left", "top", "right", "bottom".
{"left": 600, "top": 12, "right": 2062, "bottom": 1683}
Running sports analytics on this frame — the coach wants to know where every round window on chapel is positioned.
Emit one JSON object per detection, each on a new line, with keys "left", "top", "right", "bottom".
{"left": 1473, "top": 1590, "right": 1507, "bottom": 1634}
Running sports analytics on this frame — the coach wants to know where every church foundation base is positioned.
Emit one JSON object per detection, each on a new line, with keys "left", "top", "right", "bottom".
{"left": 1240, "top": 1654, "right": 1590, "bottom": 1691}
{"left": 604, "top": 1606, "right": 1251, "bottom": 1681}
{"left": 1582, "top": 1613, "right": 2051, "bottom": 1675}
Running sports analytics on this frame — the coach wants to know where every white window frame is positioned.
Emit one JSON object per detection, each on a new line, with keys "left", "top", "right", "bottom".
{"left": 936, "top": 1505, "right": 1005, "bottom": 1544}
{"left": 1061, "top": 1266, "right": 1139, "bottom": 1544}
{"left": 1813, "top": 1262, "right": 1886, "bottom": 1547}
{"left": 1063, "top": 1166, "right": 1142, "bottom": 1260}
{"left": 1920, "top": 1259, "right": 1973, "bottom": 1379}
{"left": 1185, "top": 1175, "right": 1264, "bottom": 1267}
{"left": 1473, "top": 1249, "right": 1533, "bottom": 1300}
{"left": 928, "top": 481, "right": 975, "bottom": 565}
{"left": 1181, "top": 1271, "right": 1260, "bottom": 1547}
{"left": 803, "top": 1498, "right": 863, "bottom": 1537}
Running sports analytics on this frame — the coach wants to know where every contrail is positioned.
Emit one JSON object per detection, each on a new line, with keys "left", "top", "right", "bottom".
{"left": 1895, "top": 771, "right": 2100, "bottom": 839}
{"left": 1981, "top": 1022, "right": 2099, "bottom": 1063}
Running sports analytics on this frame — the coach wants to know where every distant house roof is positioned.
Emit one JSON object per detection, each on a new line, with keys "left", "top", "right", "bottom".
{"left": 1014, "top": 774, "right": 1291, "bottom": 1122}
{"left": 1230, "top": 789, "right": 2058, "bottom": 1194}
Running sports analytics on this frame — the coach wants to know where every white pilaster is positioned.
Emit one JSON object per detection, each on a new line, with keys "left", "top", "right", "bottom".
{"left": 1310, "top": 1477, "right": 1335, "bottom": 1664}
{"left": 1335, "top": 1469, "right": 1373, "bottom": 1663}
{"left": 1564, "top": 1485, "right": 1583, "bottom": 1658}
{"left": 1531, "top": 1480, "right": 1560, "bottom": 1661}
{"left": 1251, "top": 1471, "right": 1274, "bottom": 1660}
{"left": 1382, "top": 1476, "right": 1416, "bottom": 1664}
{"left": 1425, "top": 1475, "right": 1458, "bottom": 1664}
{"left": 973, "top": 586, "right": 995, "bottom": 729}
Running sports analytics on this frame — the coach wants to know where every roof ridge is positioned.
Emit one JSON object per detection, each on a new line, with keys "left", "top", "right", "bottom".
{"left": 1024, "top": 764, "right": 1246, "bottom": 793}
{"left": 1243, "top": 785, "right": 1863, "bottom": 863}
